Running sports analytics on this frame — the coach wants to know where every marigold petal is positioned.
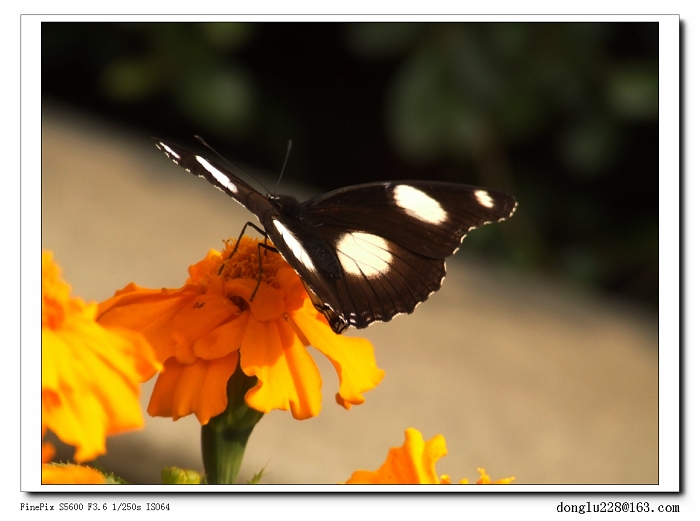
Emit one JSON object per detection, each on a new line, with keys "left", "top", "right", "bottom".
{"left": 193, "top": 312, "right": 249, "bottom": 359}
{"left": 226, "top": 279, "right": 286, "bottom": 322}
{"left": 417, "top": 431, "right": 448, "bottom": 483}
{"left": 148, "top": 353, "right": 239, "bottom": 424}
{"left": 107, "top": 326, "right": 162, "bottom": 381}
{"left": 42, "top": 289, "right": 159, "bottom": 463}
{"left": 43, "top": 353, "right": 144, "bottom": 459}
{"left": 170, "top": 293, "right": 239, "bottom": 364}
{"left": 42, "top": 442, "right": 56, "bottom": 464}
{"left": 98, "top": 283, "right": 202, "bottom": 362}
{"left": 276, "top": 267, "right": 307, "bottom": 311}
{"left": 475, "top": 467, "right": 489, "bottom": 484}
{"left": 241, "top": 317, "right": 322, "bottom": 419}
{"left": 291, "top": 300, "right": 384, "bottom": 408}
{"left": 345, "top": 428, "right": 446, "bottom": 484}
{"left": 345, "top": 470, "right": 379, "bottom": 484}
{"left": 474, "top": 467, "right": 516, "bottom": 484}
{"left": 147, "top": 359, "right": 183, "bottom": 419}
{"left": 42, "top": 463, "right": 105, "bottom": 484}
{"left": 42, "top": 251, "right": 72, "bottom": 328}
{"left": 42, "top": 334, "right": 109, "bottom": 461}
{"left": 186, "top": 249, "right": 222, "bottom": 284}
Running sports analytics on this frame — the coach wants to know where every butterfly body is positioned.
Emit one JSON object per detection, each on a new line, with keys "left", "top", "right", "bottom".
{"left": 154, "top": 138, "right": 516, "bottom": 333}
{"left": 263, "top": 194, "right": 344, "bottom": 281}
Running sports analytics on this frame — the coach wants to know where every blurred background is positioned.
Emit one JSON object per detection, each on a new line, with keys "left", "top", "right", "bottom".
{"left": 41, "top": 22, "right": 659, "bottom": 485}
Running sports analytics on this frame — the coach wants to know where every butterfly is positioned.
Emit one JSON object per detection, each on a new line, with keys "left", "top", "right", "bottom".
{"left": 153, "top": 138, "right": 516, "bottom": 334}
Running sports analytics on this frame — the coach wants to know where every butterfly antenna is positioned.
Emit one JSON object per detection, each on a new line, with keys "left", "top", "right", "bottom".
{"left": 273, "top": 140, "right": 293, "bottom": 196}
{"left": 194, "top": 135, "right": 271, "bottom": 195}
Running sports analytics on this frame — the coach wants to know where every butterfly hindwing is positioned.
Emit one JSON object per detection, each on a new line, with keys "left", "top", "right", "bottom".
{"left": 318, "top": 227, "right": 447, "bottom": 331}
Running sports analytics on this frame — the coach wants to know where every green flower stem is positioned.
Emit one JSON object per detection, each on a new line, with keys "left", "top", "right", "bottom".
{"left": 201, "top": 365, "right": 264, "bottom": 484}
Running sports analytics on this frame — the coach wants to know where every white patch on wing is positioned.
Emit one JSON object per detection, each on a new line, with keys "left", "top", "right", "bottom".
{"left": 195, "top": 156, "right": 238, "bottom": 194}
{"left": 393, "top": 185, "right": 447, "bottom": 224}
{"left": 160, "top": 143, "right": 181, "bottom": 160}
{"left": 336, "top": 232, "right": 392, "bottom": 278}
{"left": 474, "top": 189, "right": 495, "bottom": 209}
{"left": 272, "top": 220, "right": 316, "bottom": 272}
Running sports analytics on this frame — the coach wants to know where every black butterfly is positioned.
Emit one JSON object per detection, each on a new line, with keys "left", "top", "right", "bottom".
{"left": 153, "top": 138, "right": 516, "bottom": 334}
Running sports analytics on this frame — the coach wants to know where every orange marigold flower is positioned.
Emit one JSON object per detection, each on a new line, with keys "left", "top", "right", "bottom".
{"left": 345, "top": 428, "right": 515, "bottom": 485}
{"left": 473, "top": 468, "right": 515, "bottom": 484}
{"left": 42, "top": 463, "right": 106, "bottom": 484}
{"left": 97, "top": 237, "right": 385, "bottom": 424}
{"left": 42, "top": 251, "right": 160, "bottom": 463}
{"left": 439, "top": 467, "right": 515, "bottom": 484}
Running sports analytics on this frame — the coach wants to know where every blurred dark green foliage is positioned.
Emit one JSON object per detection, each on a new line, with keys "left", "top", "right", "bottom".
{"left": 41, "top": 22, "right": 659, "bottom": 309}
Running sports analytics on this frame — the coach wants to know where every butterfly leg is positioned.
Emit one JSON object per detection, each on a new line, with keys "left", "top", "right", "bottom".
{"left": 250, "top": 242, "right": 279, "bottom": 301}
{"left": 218, "top": 221, "right": 269, "bottom": 275}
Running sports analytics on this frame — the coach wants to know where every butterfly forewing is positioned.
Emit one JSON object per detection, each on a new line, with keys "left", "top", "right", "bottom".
{"left": 305, "top": 181, "right": 516, "bottom": 259}
{"left": 152, "top": 138, "right": 273, "bottom": 219}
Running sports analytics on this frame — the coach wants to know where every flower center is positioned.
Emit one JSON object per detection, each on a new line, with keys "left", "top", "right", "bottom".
{"left": 217, "top": 237, "right": 287, "bottom": 290}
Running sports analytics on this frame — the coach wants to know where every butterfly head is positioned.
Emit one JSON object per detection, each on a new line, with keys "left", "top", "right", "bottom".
{"left": 268, "top": 194, "right": 305, "bottom": 220}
